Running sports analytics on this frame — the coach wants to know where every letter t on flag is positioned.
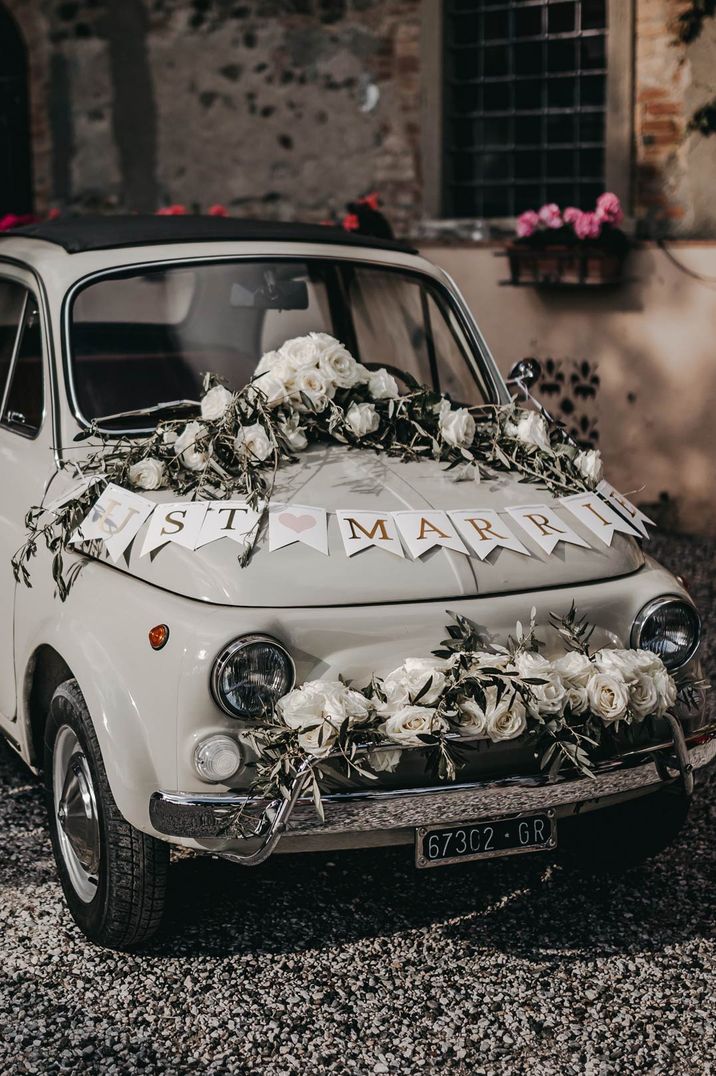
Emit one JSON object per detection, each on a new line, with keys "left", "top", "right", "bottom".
{"left": 335, "top": 511, "right": 404, "bottom": 557}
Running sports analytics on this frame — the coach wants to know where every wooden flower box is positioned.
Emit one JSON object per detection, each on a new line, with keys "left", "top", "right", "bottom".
{"left": 504, "top": 242, "right": 626, "bottom": 288}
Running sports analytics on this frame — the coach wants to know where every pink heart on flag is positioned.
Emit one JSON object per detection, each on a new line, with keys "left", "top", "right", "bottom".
{"left": 278, "top": 512, "right": 316, "bottom": 534}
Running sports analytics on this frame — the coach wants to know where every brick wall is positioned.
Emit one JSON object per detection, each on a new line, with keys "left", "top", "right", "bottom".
{"left": 6, "top": 0, "right": 716, "bottom": 237}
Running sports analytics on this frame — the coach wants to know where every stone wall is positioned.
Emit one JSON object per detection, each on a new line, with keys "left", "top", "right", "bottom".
{"left": 6, "top": 0, "right": 716, "bottom": 235}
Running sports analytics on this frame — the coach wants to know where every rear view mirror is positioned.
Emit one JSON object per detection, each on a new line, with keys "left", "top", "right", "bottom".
{"left": 507, "top": 357, "right": 542, "bottom": 389}
{"left": 230, "top": 275, "right": 309, "bottom": 310}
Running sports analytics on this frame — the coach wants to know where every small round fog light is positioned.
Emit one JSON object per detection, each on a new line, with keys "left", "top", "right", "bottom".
{"left": 194, "top": 735, "right": 243, "bottom": 783}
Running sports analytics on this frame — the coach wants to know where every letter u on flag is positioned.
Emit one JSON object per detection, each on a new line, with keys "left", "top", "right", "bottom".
{"left": 392, "top": 511, "right": 468, "bottom": 559}
{"left": 506, "top": 504, "right": 590, "bottom": 555}
{"left": 336, "top": 510, "right": 404, "bottom": 557}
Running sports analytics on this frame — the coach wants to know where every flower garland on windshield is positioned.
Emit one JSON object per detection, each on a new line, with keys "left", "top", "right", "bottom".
{"left": 13, "top": 333, "right": 603, "bottom": 598}
{"left": 223, "top": 604, "right": 696, "bottom": 833}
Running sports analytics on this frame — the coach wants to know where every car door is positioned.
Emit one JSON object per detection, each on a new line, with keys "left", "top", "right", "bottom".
{"left": 0, "top": 271, "right": 54, "bottom": 723}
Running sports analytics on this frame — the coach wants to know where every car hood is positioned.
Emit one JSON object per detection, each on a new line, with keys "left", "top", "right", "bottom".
{"left": 100, "top": 444, "right": 643, "bottom": 606}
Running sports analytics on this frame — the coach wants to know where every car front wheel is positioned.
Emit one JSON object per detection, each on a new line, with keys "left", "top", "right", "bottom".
{"left": 45, "top": 679, "right": 169, "bottom": 950}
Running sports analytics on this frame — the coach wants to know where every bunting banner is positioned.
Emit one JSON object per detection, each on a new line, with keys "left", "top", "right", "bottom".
{"left": 505, "top": 504, "right": 590, "bottom": 555}
{"left": 448, "top": 509, "right": 530, "bottom": 559}
{"left": 335, "top": 510, "right": 404, "bottom": 558}
{"left": 73, "top": 486, "right": 655, "bottom": 564}
{"left": 560, "top": 492, "right": 642, "bottom": 546}
{"left": 597, "top": 480, "right": 655, "bottom": 539}
{"left": 392, "top": 510, "right": 469, "bottom": 559}
{"left": 140, "top": 502, "right": 208, "bottom": 557}
{"left": 70, "top": 483, "right": 154, "bottom": 562}
{"left": 268, "top": 504, "right": 328, "bottom": 554}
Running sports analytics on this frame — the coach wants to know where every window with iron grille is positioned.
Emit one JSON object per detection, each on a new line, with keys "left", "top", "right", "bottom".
{"left": 443, "top": 0, "right": 608, "bottom": 219}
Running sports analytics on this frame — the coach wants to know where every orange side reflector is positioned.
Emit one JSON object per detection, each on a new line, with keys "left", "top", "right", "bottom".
{"left": 148, "top": 624, "right": 169, "bottom": 651}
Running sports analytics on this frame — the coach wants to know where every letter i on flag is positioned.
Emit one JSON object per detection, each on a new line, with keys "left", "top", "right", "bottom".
{"left": 560, "top": 492, "right": 641, "bottom": 546}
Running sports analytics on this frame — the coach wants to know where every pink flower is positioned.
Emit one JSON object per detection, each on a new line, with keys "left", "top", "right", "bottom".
{"left": 538, "top": 203, "right": 563, "bottom": 229}
{"left": 573, "top": 211, "right": 602, "bottom": 240}
{"left": 516, "top": 210, "right": 540, "bottom": 238}
{"left": 595, "top": 192, "right": 623, "bottom": 225}
{"left": 562, "top": 206, "right": 581, "bottom": 225}
{"left": 208, "top": 204, "right": 228, "bottom": 217}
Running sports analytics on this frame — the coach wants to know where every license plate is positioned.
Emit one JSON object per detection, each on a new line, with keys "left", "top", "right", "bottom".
{"left": 415, "top": 810, "right": 556, "bottom": 868}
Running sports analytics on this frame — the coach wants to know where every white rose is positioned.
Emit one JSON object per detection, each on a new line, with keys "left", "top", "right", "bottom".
{"left": 345, "top": 401, "right": 379, "bottom": 439}
{"left": 553, "top": 651, "right": 594, "bottom": 715}
{"left": 629, "top": 674, "right": 659, "bottom": 721}
{"left": 174, "top": 421, "right": 209, "bottom": 472}
{"left": 515, "top": 651, "right": 567, "bottom": 715}
{"left": 575, "top": 449, "right": 603, "bottom": 485}
{"left": 654, "top": 668, "right": 677, "bottom": 717}
{"left": 455, "top": 696, "right": 488, "bottom": 736}
{"left": 234, "top": 422, "right": 273, "bottom": 462}
{"left": 594, "top": 648, "right": 640, "bottom": 683}
{"left": 128, "top": 457, "right": 164, "bottom": 491}
{"left": 507, "top": 411, "right": 552, "bottom": 453}
{"left": 278, "top": 413, "right": 308, "bottom": 452}
{"left": 368, "top": 368, "right": 400, "bottom": 400}
{"left": 485, "top": 688, "right": 527, "bottom": 743}
{"left": 439, "top": 405, "right": 476, "bottom": 448}
{"left": 250, "top": 362, "right": 294, "bottom": 408}
{"left": 381, "top": 706, "right": 449, "bottom": 747}
{"left": 293, "top": 366, "right": 334, "bottom": 412}
{"left": 631, "top": 649, "right": 665, "bottom": 678}
{"left": 587, "top": 672, "right": 630, "bottom": 725}
{"left": 279, "top": 335, "right": 323, "bottom": 371}
{"left": 467, "top": 651, "right": 513, "bottom": 673}
{"left": 317, "top": 341, "right": 362, "bottom": 388}
{"left": 254, "top": 349, "right": 282, "bottom": 377}
{"left": 379, "top": 658, "right": 448, "bottom": 714}
{"left": 279, "top": 680, "right": 347, "bottom": 731}
{"left": 200, "top": 384, "right": 234, "bottom": 421}
{"left": 343, "top": 687, "right": 373, "bottom": 725}
{"left": 162, "top": 428, "right": 178, "bottom": 447}
{"left": 297, "top": 722, "right": 339, "bottom": 758}
{"left": 367, "top": 747, "right": 402, "bottom": 774}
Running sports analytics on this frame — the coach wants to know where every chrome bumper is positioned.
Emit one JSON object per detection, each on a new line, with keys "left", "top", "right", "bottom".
{"left": 150, "top": 721, "right": 716, "bottom": 865}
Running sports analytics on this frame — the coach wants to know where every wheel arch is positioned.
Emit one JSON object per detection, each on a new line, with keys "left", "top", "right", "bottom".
{"left": 24, "top": 643, "right": 74, "bottom": 769}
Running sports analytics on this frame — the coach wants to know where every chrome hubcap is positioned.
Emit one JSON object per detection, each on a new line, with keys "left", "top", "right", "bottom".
{"left": 53, "top": 726, "right": 100, "bottom": 903}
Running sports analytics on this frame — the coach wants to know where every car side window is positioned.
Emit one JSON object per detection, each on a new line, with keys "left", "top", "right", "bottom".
{"left": 1, "top": 289, "right": 44, "bottom": 435}
{"left": 0, "top": 279, "right": 27, "bottom": 399}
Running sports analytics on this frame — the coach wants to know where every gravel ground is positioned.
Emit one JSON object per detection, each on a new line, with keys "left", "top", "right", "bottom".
{"left": 1, "top": 533, "right": 715, "bottom": 1076}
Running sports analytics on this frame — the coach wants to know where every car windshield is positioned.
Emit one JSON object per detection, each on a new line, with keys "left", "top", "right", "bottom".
{"left": 68, "top": 258, "right": 493, "bottom": 429}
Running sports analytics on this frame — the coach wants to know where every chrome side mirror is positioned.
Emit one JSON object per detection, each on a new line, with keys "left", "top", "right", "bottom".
{"left": 507, "top": 357, "right": 542, "bottom": 389}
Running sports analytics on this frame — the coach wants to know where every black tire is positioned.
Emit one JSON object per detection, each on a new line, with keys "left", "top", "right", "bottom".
{"left": 559, "top": 786, "right": 691, "bottom": 874}
{"left": 44, "top": 679, "right": 169, "bottom": 950}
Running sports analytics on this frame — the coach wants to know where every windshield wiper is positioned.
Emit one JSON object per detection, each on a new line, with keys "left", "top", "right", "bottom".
{"left": 75, "top": 398, "right": 201, "bottom": 439}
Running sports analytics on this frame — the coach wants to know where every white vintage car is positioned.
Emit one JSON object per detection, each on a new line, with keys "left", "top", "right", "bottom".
{"left": 0, "top": 216, "right": 711, "bottom": 950}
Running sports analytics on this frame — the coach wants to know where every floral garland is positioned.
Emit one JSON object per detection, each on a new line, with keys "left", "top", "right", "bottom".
{"left": 13, "top": 332, "right": 603, "bottom": 598}
{"left": 227, "top": 605, "right": 692, "bottom": 830}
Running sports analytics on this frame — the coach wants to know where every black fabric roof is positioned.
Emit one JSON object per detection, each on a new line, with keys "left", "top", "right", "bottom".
{"left": 3, "top": 215, "right": 417, "bottom": 255}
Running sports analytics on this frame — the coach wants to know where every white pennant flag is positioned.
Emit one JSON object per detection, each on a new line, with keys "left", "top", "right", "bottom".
{"left": 561, "top": 492, "right": 641, "bottom": 546}
{"left": 392, "top": 510, "right": 469, "bottom": 559}
{"left": 597, "top": 481, "right": 655, "bottom": 539}
{"left": 140, "top": 502, "right": 208, "bottom": 557}
{"left": 195, "top": 501, "right": 262, "bottom": 549}
{"left": 506, "top": 503, "right": 590, "bottom": 555}
{"left": 448, "top": 509, "right": 530, "bottom": 559}
{"left": 44, "top": 474, "right": 105, "bottom": 515}
{"left": 71, "top": 483, "right": 154, "bottom": 561}
{"left": 335, "top": 510, "right": 404, "bottom": 558}
{"left": 268, "top": 504, "right": 328, "bottom": 554}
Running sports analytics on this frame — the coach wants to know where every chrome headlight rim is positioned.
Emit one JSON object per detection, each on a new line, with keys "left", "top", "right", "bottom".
{"left": 631, "top": 594, "right": 701, "bottom": 673}
{"left": 210, "top": 633, "right": 296, "bottom": 719}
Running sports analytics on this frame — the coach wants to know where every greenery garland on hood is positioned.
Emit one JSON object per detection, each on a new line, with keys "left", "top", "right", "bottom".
{"left": 13, "top": 332, "right": 603, "bottom": 599}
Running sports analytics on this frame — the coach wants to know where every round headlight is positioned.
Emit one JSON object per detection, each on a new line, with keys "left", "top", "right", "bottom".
{"left": 211, "top": 634, "right": 295, "bottom": 718}
{"left": 194, "top": 735, "right": 243, "bottom": 782}
{"left": 631, "top": 596, "right": 701, "bottom": 671}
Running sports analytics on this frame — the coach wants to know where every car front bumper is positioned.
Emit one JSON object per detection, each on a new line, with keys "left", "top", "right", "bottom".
{"left": 150, "top": 721, "right": 716, "bottom": 862}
